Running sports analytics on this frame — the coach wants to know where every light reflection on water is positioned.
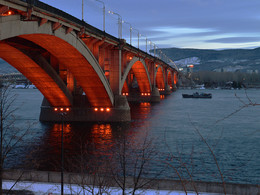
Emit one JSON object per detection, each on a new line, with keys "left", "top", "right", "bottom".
{"left": 9, "top": 89, "right": 260, "bottom": 185}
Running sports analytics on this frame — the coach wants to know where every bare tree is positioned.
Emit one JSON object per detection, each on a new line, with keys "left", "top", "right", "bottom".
{"left": 65, "top": 138, "right": 113, "bottom": 195}
{"left": 0, "top": 84, "right": 31, "bottom": 194}
{"left": 109, "top": 131, "right": 163, "bottom": 195}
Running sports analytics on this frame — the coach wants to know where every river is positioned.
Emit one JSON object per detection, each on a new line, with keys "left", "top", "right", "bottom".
{"left": 7, "top": 88, "right": 260, "bottom": 185}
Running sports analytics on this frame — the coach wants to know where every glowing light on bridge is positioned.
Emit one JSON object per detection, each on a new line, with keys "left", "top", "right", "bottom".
{"left": 122, "top": 92, "right": 129, "bottom": 96}
{"left": 53, "top": 107, "right": 71, "bottom": 113}
{"left": 94, "top": 107, "right": 111, "bottom": 112}
{"left": 1, "top": 10, "right": 13, "bottom": 16}
{"left": 141, "top": 93, "right": 151, "bottom": 96}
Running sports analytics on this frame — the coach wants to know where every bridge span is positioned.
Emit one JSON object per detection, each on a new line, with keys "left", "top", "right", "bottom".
{"left": 0, "top": 0, "right": 178, "bottom": 122}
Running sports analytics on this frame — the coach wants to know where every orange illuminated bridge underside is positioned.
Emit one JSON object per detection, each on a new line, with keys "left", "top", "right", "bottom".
{"left": 20, "top": 34, "right": 112, "bottom": 107}
{"left": 168, "top": 71, "right": 173, "bottom": 87}
{"left": 0, "top": 42, "right": 71, "bottom": 107}
{"left": 174, "top": 72, "right": 178, "bottom": 85}
{"left": 131, "top": 61, "right": 151, "bottom": 93}
{"left": 122, "top": 81, "right": 129, "bottom": 94}
{"left": 156, "top": 68, "right": 165, "bottom": 89}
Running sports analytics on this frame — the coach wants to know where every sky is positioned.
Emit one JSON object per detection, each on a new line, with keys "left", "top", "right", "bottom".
{"left": 40, "top": 0, "right": 260, "bottom": 50}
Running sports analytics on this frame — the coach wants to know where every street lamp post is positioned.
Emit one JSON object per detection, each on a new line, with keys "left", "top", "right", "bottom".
{"left": 82, "top": 0, "right": 84, "bottom": 21}
{"left": 108, "top": 11, "right": 122, "bottom": 39}
{"left": 149, "top": 41, "right": 156, "bottom": 57}
{"left": 132, "top": 28, "right": 140, "bottom": 49}
{"left": 148, "top": 40, "right": 152, "bottom": 54}
{"left": 95, "top": 0, "right": 105, "bottom": 31}
{"left": 61, "top": 112, "right": 64, "bottom": 195}
{"left": 140, "top": 34, "right": 148, "bottom": 53}
{"left": 54, "top": 107, "right": 70, "bottom": 195}
{"left": 146, "top": 37, "right": 148, "bottom": 53}
{"left": 122, "top": 21, "right": 132, "bottom": 45}
{"left": 153, "top": 44, "right": 156, "bottom": 57}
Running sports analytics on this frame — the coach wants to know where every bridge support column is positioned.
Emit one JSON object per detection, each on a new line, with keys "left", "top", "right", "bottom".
{"left": 39, "top": 95, "right": 131, "bottom": 122}
{"left": 164, "top": 85, "right": 172, "bottom": 95}
{"left": 172, "top": 84, "right": 177, "bottom": 91}
{"left": 151, "top": 87, "right": 160, "bottom": 103}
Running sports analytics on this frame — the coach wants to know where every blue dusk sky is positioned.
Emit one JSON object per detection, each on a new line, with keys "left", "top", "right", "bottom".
{"left": 40, "top": 0, "right": 260, "bottom": 50}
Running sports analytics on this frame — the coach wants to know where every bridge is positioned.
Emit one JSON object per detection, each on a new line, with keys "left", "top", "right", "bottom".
{"left": 0, "top": 0, "right": 178, "bottom": 122}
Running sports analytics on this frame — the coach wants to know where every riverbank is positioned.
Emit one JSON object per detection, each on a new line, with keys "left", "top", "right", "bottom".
{"left": 3, "top": 170, "right": 259, "bottom": 194}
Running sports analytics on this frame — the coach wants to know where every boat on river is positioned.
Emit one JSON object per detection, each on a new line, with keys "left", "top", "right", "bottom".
{"left": 182, "top": 92, "right": 212, "bottom": 99}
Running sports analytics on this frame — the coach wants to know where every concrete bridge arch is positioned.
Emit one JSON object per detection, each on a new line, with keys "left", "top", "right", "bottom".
{"left": 167, "top": 70, "right": 173, "bottom": 88}
{"left": 0, "top": 42, "right": 73, "bottom": 107}
{"left": 0, "top": 15, "right": 114, "bottom": 108}
{"left": 121, "top": 56, "right": 152, "bottom": 94}
{"left": 155, "top": 65, "right": 165, "bottom": 90}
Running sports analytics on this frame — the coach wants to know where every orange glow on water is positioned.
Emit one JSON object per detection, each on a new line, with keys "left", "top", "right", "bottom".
{"left": 91, "top": 124, "right": 113, "bottom": 151}
{"left": 140, "top": 102, "right": 151, "bottom": 107}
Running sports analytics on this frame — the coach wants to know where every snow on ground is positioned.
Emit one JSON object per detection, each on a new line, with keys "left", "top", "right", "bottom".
{"left": 3, "top": 180, "right": 223, "bottom": 195}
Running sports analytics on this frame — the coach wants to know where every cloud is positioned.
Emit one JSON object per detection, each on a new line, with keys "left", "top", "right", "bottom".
{"left": 40, "top": 0, "right": 260, "bottom": 49}
{"left": 207, "top": 37, "right": 260, "bottom": 44}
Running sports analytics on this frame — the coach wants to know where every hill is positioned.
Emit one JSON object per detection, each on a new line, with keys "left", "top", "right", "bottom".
{"left": 1, "top": 47, "right": 260, "bottom": 74}
{"left": 160, "top": 47, "right": 260, "bottom": 72}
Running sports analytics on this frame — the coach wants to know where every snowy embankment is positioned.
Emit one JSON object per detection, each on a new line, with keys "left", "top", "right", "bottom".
{"left": 3, "top": 180, "right": 221, "bottom": 195}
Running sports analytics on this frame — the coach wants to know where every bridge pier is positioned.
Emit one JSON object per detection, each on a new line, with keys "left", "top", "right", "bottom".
{"left": 164, "top": 85, "right": 172, "bottom": 95}
{"left": 125, "top": 87, "right": 160, "bottom": 103}
{"left": 150, "top": 87, "right": 160, "bottom": 103}
{"left": 39, "top": 95, "right": 131, "bottom": 122}
{"left": 172, "top": 84, "right": 177, "bottom": 91}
